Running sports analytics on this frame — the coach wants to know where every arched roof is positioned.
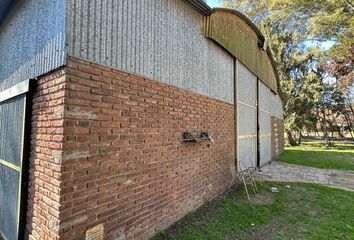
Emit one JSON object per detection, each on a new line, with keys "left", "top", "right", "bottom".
{"left": 205, "top": 8, "right": 279, "bottom": 92}
{"left": 184, "top": 1, "right": 279, "bottom": 92}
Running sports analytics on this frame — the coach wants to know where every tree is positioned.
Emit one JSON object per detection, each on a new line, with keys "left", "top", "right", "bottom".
{"left": 269, "top": 0, "right": 354, "bottom": 40}
{"left": 326, "top": 34, "right": 354, "bottom": 93}
{"left": 221, "top": 0, "right": 354, "bottom": 144}
{"left": 222, "top": 0, "right": 354, "bottom": 43}
{"left": 315, "top": 81, "right": 347, "bottom": 145}
{"left": 222, "top": 0, "right": 325, "bottom": 145}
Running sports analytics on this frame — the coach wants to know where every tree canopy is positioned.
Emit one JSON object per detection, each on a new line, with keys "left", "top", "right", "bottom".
{"left": 222, "top": 0, "right": 354, "bottom": 145}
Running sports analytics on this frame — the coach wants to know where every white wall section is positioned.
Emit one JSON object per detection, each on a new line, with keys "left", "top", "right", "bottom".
{"left": 237, "top": 61, "right": 257, "bottom": 169}
{"left": 259, "top": 81, "right": 272, "bottom": 166}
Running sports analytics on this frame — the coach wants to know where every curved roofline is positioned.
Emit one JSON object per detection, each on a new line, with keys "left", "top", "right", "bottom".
{"left": 183, "top": 1, "right": 280, "bottom": 91}
{"left": 211, "top": 8, "right": 280, "bottom": 89}
{"left": 212, "top": 8, "right": 265, "bottom": 42}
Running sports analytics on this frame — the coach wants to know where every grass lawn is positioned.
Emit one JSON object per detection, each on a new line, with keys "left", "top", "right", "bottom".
{"left": 152, "top": 182, "right": 354, "bottom": 240}
{"left": 276, "top": 141, "right": 354, "bottom": 171}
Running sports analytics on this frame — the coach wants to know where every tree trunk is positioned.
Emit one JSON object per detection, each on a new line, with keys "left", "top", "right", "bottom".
{"left": 286, "top": 130, "right": 298, "bottom": 146}
{"left": 347, "top": 102, "right": 354, "bottom": 118}
{"left": 319, "top": 108, "right": 332, "bottom": 147}
{"left": 298, "top": 131, "right": 302, "bottom": 145}
{"left": 344, "top": 114, "right": 354, "bottom": 138}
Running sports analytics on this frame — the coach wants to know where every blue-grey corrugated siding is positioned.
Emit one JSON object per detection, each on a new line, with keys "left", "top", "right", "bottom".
{"left": 0, "top": 0, "right": 67, "bottom": 91}
{"left": 66, "top": 0, "right": 234, "bottom": 104}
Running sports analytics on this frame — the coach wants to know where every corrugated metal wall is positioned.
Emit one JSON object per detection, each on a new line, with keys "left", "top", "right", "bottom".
{"left": 0, "top": 96, "right": 26, "bottom": 240}
{"left": 66, "top": 0, "right": 234, "bottom": 104}
{"left": 0, "top": 166, "right": 20, "bottom": 240}
{"left": 259, "top": 81, "right": 272, "bottom": 166}
{"left": 237, "top": 61, "right": 257, "bottom": 169}
{"left": 271, "top": 93, "right": 283, "bottom": 119}
{"left": 0, "top": 97, "right": 24, "bottom": 167}
{"left": 0, "top": 0, "right": 66, "bottom": 91}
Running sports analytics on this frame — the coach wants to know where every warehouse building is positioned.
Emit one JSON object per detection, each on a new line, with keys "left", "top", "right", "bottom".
{"left": 0, "top": 0, "right": 284, "bottom": 239}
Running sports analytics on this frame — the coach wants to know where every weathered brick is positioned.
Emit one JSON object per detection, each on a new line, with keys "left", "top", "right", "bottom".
{"left": 26, "top": 69, "right": 66, "bottom": 240}
{"left": 27, "top": 58, "right": 236, "bottom": 240}
{"left": 272, "top": 117, "right": 285, "bottom": 159}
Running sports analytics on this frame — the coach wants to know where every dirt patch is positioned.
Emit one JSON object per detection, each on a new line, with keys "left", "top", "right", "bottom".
{"left": 248, "top": 218, "right": 280, "bottom": 240}
{"left": 250, "top": 192, "right": 275, "bottom": 205}
{"left": 197, "top": 184, "right": 244, "bottom": 218}
{"left": 238, "top": 192, "right": 275, "bottom": 206}
{"left": 232, "top": 218, "right": 286, "bottom": 240}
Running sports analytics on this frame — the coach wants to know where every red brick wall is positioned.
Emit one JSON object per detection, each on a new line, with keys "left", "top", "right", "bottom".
{"left": 27, "top": 69, "right": 67, "bottom": 240}
{"left": 56, "top": 57, "right": 235, "bottom": 239}
{"left": 271, "top": 117, "right": 284, "bottom": 159}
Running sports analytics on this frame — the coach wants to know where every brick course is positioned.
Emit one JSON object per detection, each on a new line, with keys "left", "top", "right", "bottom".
{"left": 26, "top": 69, "right": 67, "bottom": 240}
{"left": 61, "top": 57, "right": 235, "bottom": 239}
{"left": 27, "top": 57, "right": 236, "bottom": 240}
{"left": 271, "top": 117, "right": 285, "bottom": 159}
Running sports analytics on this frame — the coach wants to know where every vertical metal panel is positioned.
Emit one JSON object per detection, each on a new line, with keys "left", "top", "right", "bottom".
{"left": 0, "top": 96, "right": 25, "bottom": 166}
{"left": 259, "top": 81, "right": 271, "bottom": 114}
{"left": 0, "top": 94, "right": 27, "bottom": 240}
{"left": 259, "top": 81, "right": 272, "bottom": 166}
{"left": 238, "top": 138, "right": 257, "bottom": 169}
{"left": 238, "top": 104, "right": 257, "bottom": 136}
{"left": 237, "top": 61, "right": 257, "bottom": 169}
{"left": 271, "top": 93, "right": 283, "bottom": 119}
{"left": 259, "top": 136, "right": 271, "bottom": 165}
{"left": 237, "top": 63, "right": 257, "bottom": 107}
{"left": 67, "top": 0, "right": 234, "bottom": 104}
{"left": 259, "top": 112, "right": 271, "bottom": 134}
{"left": 0, "top": 165, "right": 20, "bottom": 240}
{"left": 0, "top": 0, "right": 66, "bottom": 91}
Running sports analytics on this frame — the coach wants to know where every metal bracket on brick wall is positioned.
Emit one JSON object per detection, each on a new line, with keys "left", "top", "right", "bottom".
{"left": 182, "top": 132, "right": 214, "bottom": 143}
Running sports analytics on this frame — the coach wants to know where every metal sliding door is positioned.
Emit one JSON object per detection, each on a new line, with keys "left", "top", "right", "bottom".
{"left": 0, "top": 80, "right": 31, "bottom": 240}
{"left": 236, "top": 61, "right": 257, "bottom": 170}
{"left": 258, "top": 81, "right": 272, "bottom": 166}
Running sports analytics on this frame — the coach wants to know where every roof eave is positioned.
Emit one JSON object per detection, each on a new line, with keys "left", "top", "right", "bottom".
{"left": 212, "top": 8, "right": 280, "bottom": 89}
{"left": 184, "top": 0, "right": 214, "bottom": 16}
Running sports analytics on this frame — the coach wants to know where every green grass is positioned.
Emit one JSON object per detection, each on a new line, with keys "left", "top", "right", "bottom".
{"left": 152, "top": 182, "right": 354, "bottom": 240}
{"left": 276, "top": 141, "right": 354, "bottom": 171}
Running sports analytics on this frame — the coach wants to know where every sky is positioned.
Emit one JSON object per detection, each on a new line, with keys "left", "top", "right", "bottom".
{"left": 206, "top": 0, "right": 221, "bottom": 8}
